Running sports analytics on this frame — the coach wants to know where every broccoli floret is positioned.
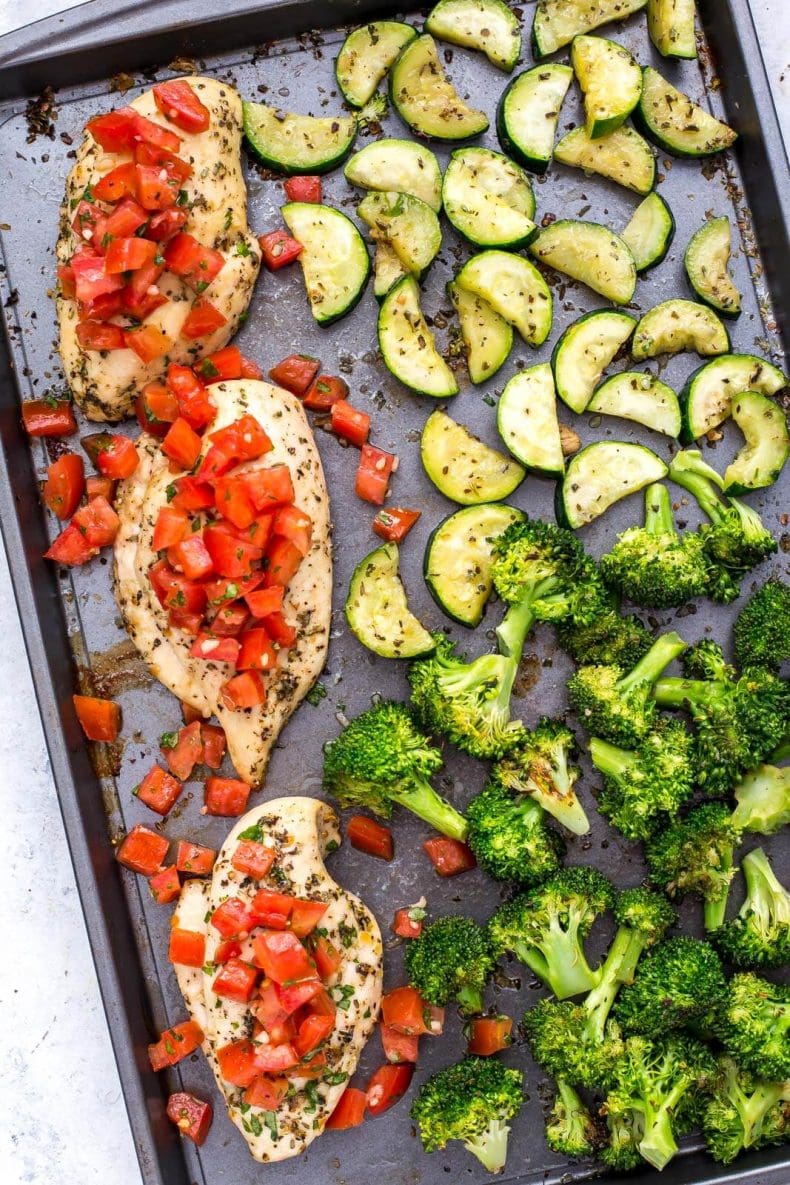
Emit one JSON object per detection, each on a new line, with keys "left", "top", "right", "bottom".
{"left": 411, "top": 1055, "right": 523, "bottom": 1174}
{"left": 713, "top": 847, "right": 790, "bottom": 970}
{"left": 599, "top": 1108, "right": 645, "bottom": 1172}
{"left": 466, "top": 780, "right": 565, "bottom": 886}
{"left": 556, "top": 605, "right": 652, "bottom": 669}
{"left": 613, "top": 935, "right": 728, "bottom": 1038}
{"left": 734, "top": 578, "right": 790, "bottom": 671}
{"left": 714, "top": 973, "right": 790, "bottom": 1081}
{"left": 644, "top": 803, "right": 741, "bottom": 931}
{"left": 731, "top": 764, "right": 790, "bottom": 834}
{"left": 600, "top": 483, "right": 716, "bottom": 608}
{"left": 322, "top": 700, "right": 467, "bottom": 840}
{"left": 567, "top": 631, "right": 687, "bottom": 747}
{"left": 589, "top": 719, "right": 697, "bottom": 840}
{"left": 488, "top": 867, "right": 613, "bottom": 999}
{"left": 604, "top": 1033, "right": 717, "bottom": 1170}
{"left": 545, "top": 1079, "right": 602, "bottom": 1159}
{"left": 681, "top": 638, "right": 736, "bottom": 681}
{"left": 703, "top": 1056, "right": 790, "bottom": 1165}
{"left": 489, "top": 718, "right": 589, "bottom": 836}
{"left": 404, "top": 916, "right": 494, "bottom": 1015}
{"left": 669, "top": 449, "right": 777, "bottom": 573}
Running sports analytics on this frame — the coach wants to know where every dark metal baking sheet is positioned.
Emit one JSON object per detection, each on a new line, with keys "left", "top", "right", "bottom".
{"left": 0, "top": 3, "right": 787, "bottom": 1184}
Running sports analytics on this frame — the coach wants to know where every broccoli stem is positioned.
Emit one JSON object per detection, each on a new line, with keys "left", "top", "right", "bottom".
{"left": 735, "top": 1078, "right": 786, "bottom": 1149}
{"left": 644, "top": 483, "right": 675, "bottom": 537}
{"left": 496, "top": 593, "right": 537, "bottom": 660}
{"left": 516, "top": 910, "right": 602, "bottom": 999}
{"left": 704, "top": 889, "right": 730, "bottom": 933}
{"left": 639, "top": 1078, "right": 688, "bottom": 1170}
{"left": 589, "top": 737, "right": 634, "bottom": 780}
{"left": 740, "top": 847, "right": 788, "bottom": 928}
{"left": 391, "top": 777, "right": 469, "bottom": 842}
{"left": 456, "top": 983, "right": 484, "bottom": 1015}
{"left": 463, "top": 1117, "right": 511, "bottom": 1174}
{"left": 619, "top": 632, "right": 686, "bottom": 694}
{"left": 653, "top": 676, "right": 711, "bottom": 710}
{"left": 583, "top": 927, "right": 634, "bottom": 1040}
{"left": 669, "top": 456, "right": 724, "bottom": 523}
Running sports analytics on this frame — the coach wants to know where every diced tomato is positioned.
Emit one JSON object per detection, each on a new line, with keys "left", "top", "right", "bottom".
{"left": 258, "top": 230, "right": 303, "bottom": 270}
{"left": 162, "top": 721, "right": 203, "bottom": 780}
{"left": 393, "top": 908, "right": 424, "bottom": 940}
{"left": 307, "top": 987, "right": 337, "bottom": 1021}
{"left": 212, "top": 958, "right": 259, "bottom": 1003}
{"left": 239, "top": 355, "right": 263, "bottom": 380}
{"left": 381, "top": 987, "right": 429, "bottom": 1037}
{"left": 121, "top": 262, "right": 167, "bottom": 321}
{"left": 252, "top": 977, "right": 289, "bottom": 1027}
{"left": 261, "top": 612, "right": 295, "bottom": 649}
{"left": 424, "top": 837, "right": 477, "bottom": 877}
{"left": 45, "top": 523, "right": 97, "bottom": 565}
{"left": 136, "top": 764, "right": 183, "bottom": 815}
{"left": 251, "top": 890, "right": 294, "bottom": 930}
{"left": 104, "top": 236, "right": 159, "bottom": 274}
{"left": 73, "top": 694, "right": 121, "bottom": 741}
{"left": 274, "top": 978, "right": 323, "bottom": 1016}
{"left": 237, "top": 628, "right": 277, "bottom": 672}
{"left": 134, "top": 140, "right": 192, "bottom": 183}
{"left": 231, "top": 839, "right": 275, "bottom": 880}
{"left": 264, "top": 537, "right": 302, "bottom": 589}
{"left": 71, "top": 494, "right": 119, "bottom": 547}
{"left": 86, "top": 474, "right": 116, "bottom": 502}
{"left": 294, "top": 1013, "right": 334, "bottom": 1058}
{"left": 132, "top": 110, "right": 183, "bottom": 153}
{"left": 71, "top": 250, "right": 125, "bottom": 304}
{"left": 76, "top": 319, "right": 127, "bottom": 352}
{"left": 78, "top": 290, "right": 125, "bottom": 322}
{"left": 82, "top": 432, "right": 139, "bottom": 479}
{"left": 105, "top": 195, "right": 149, "bottom": 238}
{"left": 252, "top": 930, "right": 315, "bottom": 984}
{"left": 189, "top": 633, "right": 239, "bottom": 664}
{"left": 283, "top": 175, "right": 321, "bottom": 203}
{"left": 213, "top": 476, "right": 256, "bottom": 530}
{"left": 311, "top": 935, "right": 342, "bottom": 981}
{"left": 181, "top": 297, "right": 228, "bottom": 338}
{"left": 220, "top": 670, "right": 266, "bottom": 711}
{"left": 150, "top": 563, "right": 208, "bottom": 616}
{"left": 117, "top": 824, "right": 169, "bottom": 876}
{"left": 211, "top": 415, "right": 273, "bottom": 463}
{"left": 43, "top": 453, "right": 85, "bottom": 520}
{"left": 71, "top": 200, "right": 107, "bottom": 244}
{"left": 204, "top": 776, "right": 251, "bottom": 816}
{"left": 134, "top": 162, "right": 179, "bottom": 210}
{"left": 347, "top": 816, "right": 393, "bottom": 861}
{"left": 125, "top": 323, "right": 173, "bottom": 363}
{"left": 162, "top": 417, "right": 203, "bottom": 470}
{"left": 193, "top": 445, "right": 231, "bottom": 484}
{"left": 330, "top": 399, "right": 370, "bottom": 446}
{"left": 136, "top": 382, "right": 179, "bottom": 438}
{"left": 252, "top": 1042, "right": 300, "bottom": 1072}
{"left": 373, "top": 507, "right": 421, "bottom": 544}
{"left": 168, "top": 609, "right": 203, "bottom": 635}
{"left": 57, "top": 263, "right": 76, "bottom": 299}
{"left": 380, "top": 1023, "right": 419, "bottom": 1065}
{"left": 269, "top": 353, "right": 320, "bottom": 396}
{"left": 201, "top": 723, "right": 226, "bottom": 769}
{"left": 93, "top": 161, "right": 138, "bottom": 202}
{"left": 176, "top": 840, "right": 216, "bottom": 875}
{"left": 286, "top": 1050, "right": 328, "bottom": 1079}
{"left": 244, "top": 586, "right": 283, "bottom": 619}
{"left": 22, "top": 399, "right": 77, "bottom": 438}
{"left": 289, "top": 899, "right": 328, "bottom": 939}
{"left": 203, "top": 524, "right": 263, "bottom": 579}
{"left": 272, "top": 505, "right": 312, "bottom": 556}
{"left": 170, "top": 476, "right": 215, "bottom": 513}
{"left": 366, "top": 1063, "right": 414, "bottom": 1117}
{"left": 356, "top": 444, "right": 396, "bottom": 506}
{"left": 168, "top": 927, "right": 206, "bottom": 968}
{"left": 154, "top": 79, "right": 211, "bottom": 133}
{"left": 243, "top": 1075, "right": 289, "bottom": 1111}
{"left": 165, "top": 233, "right": 224, "bottom": 291}
{"left": 197, "top": 346, "right": 243, "bottom": 382}
{"left": 242, "top": 464, "right": 294, "bottom": 512}
{"left": 166, "top": 1092, "right": 213, "bottom": 1147}
{"left": 86, "top": 107, "right": 138, "bottom": 152}
{"left": 216, "top": 1039, "right": 260, "bottom": 1087}
{"left": 214, "top": 939, "right": 241, "bottom": 964}
{"left": 326, "top": 1088, "right": 367, "bottom": 1131}
{"left": 147, "top": 207, "right": 189, "bottom": 242}
{"left": 148, "top": 1019, "right": 204, "bottom": 1071}
{"left": 467, "top": 1016, "right": 513, "bottom": 1056}
{"left": 152, "top": 506, "right": 188, "bottom": 551}
{"left": 211, "top": 896, "right": 255, "bottom": 938}
{"left": 149, "top": 864, "right": 181, "bottom": 904}
{"left": 302, "top": 373, "right": 349, "bottom": 413}
{"left": 206, "top": 571, "right": 263, "bottom": 606}
{"left": 210, "top": 600, "right": 250, "bottom": 637}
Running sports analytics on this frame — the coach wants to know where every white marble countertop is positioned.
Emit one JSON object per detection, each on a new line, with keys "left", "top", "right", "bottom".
{"left": 0, "top": 3, "right": 787, "bottom": 1183}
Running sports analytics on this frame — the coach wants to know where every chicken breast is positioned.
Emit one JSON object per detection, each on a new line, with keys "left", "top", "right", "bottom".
{"left": 57, "top": 76, "right": 261, "bottom": 422}
{"left": 173, "top": 797, "right": 383, "bottom": 1162}
{"left": 113, "top": 379, "right": 331, "bottom": 785}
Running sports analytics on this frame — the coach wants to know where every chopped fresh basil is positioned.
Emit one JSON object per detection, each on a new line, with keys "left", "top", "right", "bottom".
{"left": 159, "top": 730, "right": 179, "bottom": 750}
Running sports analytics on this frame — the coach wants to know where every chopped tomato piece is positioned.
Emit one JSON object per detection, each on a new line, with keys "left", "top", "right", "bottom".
{"left": 253, "top": 1042, "right": 300, "bottom": 1072}
{"left": 73, "top": 694, "right": 121, "bottom": 741}
{"left": 215, "top": 939, "right": 242, "bottom": 964}
{"left": 312, "top": 935, "right": 342, "bottom": 980}
{"left": 149, "top": 864, "right": 181, "bottom": 904}
{"left": 44, "top": 453, "right": 85, "bottom": 521}
{"left": 294, "top": 1013, "right": 334, "bottom": 1058}
{"left": 82, "top": 432, "right": 139, "bottom": 479}
{"left": 168, "top": 608, "right": 203, "bottom": 635}
{"left": 162, "top": 417, "right": 202, "bottom": 470}
{"left": 197, "top": 345, "right": 243, "bottom": 382}
{"left": 210, "top": 415, "right": 273, "bottom": 463}
{"left": 393, "top": 908, "right": 424, "bottom": 940}
{"left": 302, "top": 373, "right": 349, "bottom": 412}
{"left": 201, "top": 723, "right": 226, "bottom": 768}
{"left": 104, "top": 195, "right": 149, "bottom": 238}
{"left": 269, "top": 353, "right": 320, "bottom": 396}
{"left": 85, "top": 474, "right": 116, "bottom": 502}
{"left": 348, "top": 816, "right": 393, "bottom": 861}
{"left": 239, "top": 355, "right": 263, "bottom": 379}
{"left": 45, "top": 523, "right": 97, "bottom": 565}
{"left": 117, "top": 824, "right": 169, "bottom": 876}
{"left": 220, "top": 670, "right": 266, "bottom": 711}
{"left": 289, "top": 899, "right": 328, "bottom": 939}
{"left": 162, "top": 721, "right": 203, "bottom": 780}
{"left": 274, "top": 978, "right": 323, "bottom": 1016}
{"left": 149, "top": 562, "right": 207, "bottom": 615}
{"left": 252, "top": 930, "right": 315, "bottom": 984}
{"left": 165, "top": 233, "right": 224, "bottom": 291}
{"left": 57, "top": 263, "right": 76, "bottom": 298}
{"left": 93, "top": 161, "right": 138, "bottom": 202}
{"left": 231, "top": 839, "right": 275, "bottom": 880}
{"left": 170, "top": 475, "right": 215, "bottom": 513}
{"left": 205, "top": 571, "right": 263, "bottom": 605}
{"left": 244, "top": 586, "right": 284, "bottom": 619}
{"left": 467, "top": 1016, "right": 513, "bottom": 1056}
{"left": 195, "top": 444, "right": 232, "bottom": 483}
{"left": 380, "top": 1023, "right": 419, "bottom": 1065}
{"left": 381, "top": 987, "right": 429, "bottom": 1037}
{"left": 147, "top": 207, "right": 189, "bottom": 242}
{"left": 169, "top": 927, "right": 206, "bottom": 968}
{"left": 134, "top": 140, "right": 192, "bottom": 183}
{"left": 326, "top": 1088, "right": 367, "bottom": 1131}
{"left": 104, "top": 236, "right": 159, "bottom": 274}
{"left": 153, "top": 79, "right": 210, "bottom": 133}
{"left": 307, "top": 987, "right": 337, "bottom": 1020}
{"left": 283, "top": 175, "right": 321, "bottom": 203}
{"left": 136, "top": 764, "right": 183, "bottom": 815}
{"left": 373, "top": 507, "right": 421, "bottom": 544}
{"left": 251, "top": 890, "right": 294, "bottom": 930}
{"left": 242, "top": 464, "right": 294, "bottom": 511}
{"left": 181, "top": 297, "right": 228, "bottom": 338}
{"left": 210, "top": 600, "right": 250, "bottom": 636}
{"left": 137, "top": 382, "right": 179, "bottom": 436}
{"left": 424, "top": 837, "right": 476, "bottom": 877}
{"left": 204, "top": 776, "right": 251, "bottom": 816}
{"left": 71, "top": 200, "right": 107, "bottom": 244}
{"left": 264, "top": 537, "right": 302, "bottom": 588}
{"left": 237, "top": 628, "right": 277, "bottom": 672}
{"left": 22, "top": 399, "right": 77, "bottom": 438}
{"left": 263, "top": 612, "right": 297, "bottom": 649}
{"left": 121, "top": 261, "right": 167, "bottom": 320}
{"left": 86, "top": 107, "right": 138, "bottom": 152}
{"left": 132, "top": 110, "right": 183, "bottom": 153}
{"left": 366, "top": 1063, "right": 414, "bottom": 1117}
{"left": 258, "top": 229, "right": 303, "bottom": 270}
{"left": 125, "top": 323, "right": 173, "bottom": 363}
{"left": 76, "top": 320, "right": 127, "bottom": 352}
{"left": 134, "top": 162, "right": 179, "bottom": 210}
{"left": 243, "top": 1075, "right": 289, "bottom": 1111}
{"left": 331, "top": 399, "right": 370, "bottom": 445}
{"left": 78, "top": 289, "right": 125, "bottom": 322}
{"left": 176, "top": 840, "right": 216, "bottom": 875}
{"left": 272, "top": 505, "right": 312, "bottom": 556}
{"left": 213, "top": 476, "right": 256, "bottom": 529}
{"left": 216, "top": 1039, "right": 260, "bottom": 1087}
{"left": 286, "top": 1050, "right": 328, "bottom": 1079}
{"left": 166, "top": 1092, "right": 213, "bottom": 1147}
{"left": 189, "top": 633, "right": 239, "bottom": 664}
{"left": 152, "top": 506, "right": 188, "bottom": 551}
{"left": 211, "top": 896, "right": 255, "bottom": 937}
{"left": 203, "top": 524, "right": 263, "bottom": 578}
{"left": 212, "top": 958, "right": 259, "bottom": 1003}
{"left": 71, "top": 248, "right": 125, "bottom": 304}
{"left": 148, "top": 1019, "right": 203, "bottom": 1071}
{"left": 356, "top": 444, "right": 396, "bottom": 506}
{"left": 71, "top": 494, "right": 119, "bottom": 547}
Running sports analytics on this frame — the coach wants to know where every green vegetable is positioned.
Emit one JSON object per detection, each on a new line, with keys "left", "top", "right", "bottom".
{"left": 644, "top": 803, "right": 741, "bottom": 930}
{"left": 466, "top": 779, "right": 565, "bottom": 884}
{"left": 545, "top": 1079, "right": 602, "bottom": 1158}
{"left": 714, "top": 974, "right": 790, "bottom": 1082}
{"left": 712, "top": 847, "right": 790, "bottom": 970}
{"left": 489, "top": 717, "right": 589, "bottom": 835}
{"left": 613, "top": 935, "right": 728, "bottom": 1037}
{"left": 404, "top": 915, "right": 494, "bottom": 1014}
{"left": 733, "top": 578, "right": 790, "bottom": 671}
{"left": 556, "top": 605, "right": 652, "bottom": 669}
{"left": 702, "top": 1055, "right": 790, "bottom": 1165}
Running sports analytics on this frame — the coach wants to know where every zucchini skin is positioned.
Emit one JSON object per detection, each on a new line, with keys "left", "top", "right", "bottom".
{"left": 621, "top": 192, "right": 676, "bottom": 273}
{"left": 424, "top": 503, "right": 525, "bottom": 626}
{"left": 242, "top": 102, "right": 357, "bottom": 175}
{"left": 683, "top": 216, "right": 742, "bottom": 318}
{"left": 496, "top": 65, "right": 573, "bottom": 174}
{"left": 634, "top": 67, "right": 737, "bottom": 158}
{"left": 679, "top": 354, "right": 788, "bottom": 444}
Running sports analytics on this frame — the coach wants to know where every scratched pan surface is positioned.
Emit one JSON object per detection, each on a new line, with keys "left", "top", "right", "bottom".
{"left": 0, "top": 1, "right": 787, "bottom": 1183}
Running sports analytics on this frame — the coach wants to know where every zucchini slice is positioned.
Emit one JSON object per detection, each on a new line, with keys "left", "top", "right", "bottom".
{"left": 636, "top": 67, "right": 737, "bottom": 158}
{"left": 442, "top": 147, "right": 536, "bottom": 250}
{"left": 530, "top": 220, "right": 637, "bottom": 305}
{"left": 496, "top": 64, "right": 574, "bottom": 174}
{"left": 455, "top": 250, "right": 553, "bottom": 346}
{"left": 242, "top": 101, "right": 356, "bottom": 175}
{"left": 497, "top": 363, "right": 565, "bottom": 477}
{"left": 631, "top": 299, "right": 729, "bottom": 361}
{"left": 559, "top": 442, "right": 668, "bottom": 528}
{"left": 378, "top": 275, "right": 459, "bottom": 398}
{"left": 647, "top": 0, "right": 697, "bottom": 59}
{"left": 421, "top": 408, "right": 525, "bottom": 504}
{"left": 344, "top": 139, "right": 443, "bottom": 211}
{"left": 684, "top": 216, "right": 741, "bottom": 317}
{"left": 425, "top": 0, "right": 521, "bottom": 71}
{"left": 552, "top": 310, "right": 636, "bottom": 414}
{"left": 389, "top": 34, "right": 489, "bottom": 140}
{"left": 588, "top": 371, "right": 681, "bottom": 437}
{"left": 335, "top": 22, "right": 418, "bottom": 107}
{"left": 357, "top": 190, "right": 442, "bottom": 275}
{"left": 281, "top": 202, "right": 369, "bottom": 324}
{"left": 571, "top": 34, "right": 643, "bottom": 139}
{"left": 425, "top": 503, "right": 525, "bottom": 626}
{"left": 447, "top": 281, "right": 513, "bottom": 384}
{"left": 532, "top": 0, "right": 647, "bottom": 57}
{"left": 680, "top": 353, "right": 788, "bottom": 441}
{"left": 346, "top": 542, "right": 434, "bottom": 658}
{"left": 723, "top": 391, "right": 790, "bottom": 494}
{"left": 622, "top": 191, "right": 675, "bottom": 272}
{"left": 373, "top": 241, "right": 408, "bottom": 300}
{"left": 554, "top": 124, "right": 655, "bottom": 195}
